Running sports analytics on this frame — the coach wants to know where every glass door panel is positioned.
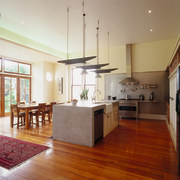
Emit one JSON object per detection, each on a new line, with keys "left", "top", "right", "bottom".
{"left": 4, "top": 77, "right": 17, "bottom": 114}
{"left": 20, "top": 78, "right": 30, "bottom": 103}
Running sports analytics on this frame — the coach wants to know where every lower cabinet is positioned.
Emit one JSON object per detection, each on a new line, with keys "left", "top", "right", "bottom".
{"left": 103, "top": 102, "right": 119, "bottom": 137}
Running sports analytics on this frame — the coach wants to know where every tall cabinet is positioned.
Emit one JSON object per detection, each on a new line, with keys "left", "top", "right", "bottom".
{"left": 168, "top": 38, "right": 180, "bottom": 149}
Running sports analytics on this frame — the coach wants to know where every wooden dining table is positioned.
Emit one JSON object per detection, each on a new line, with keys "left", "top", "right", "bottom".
{"left": 10, "top": 103, "right": 50, "bottom": 129}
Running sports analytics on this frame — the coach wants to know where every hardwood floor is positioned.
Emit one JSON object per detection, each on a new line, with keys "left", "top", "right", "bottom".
{"left": 0, "top": 117, "right": 179, "bottom": 180}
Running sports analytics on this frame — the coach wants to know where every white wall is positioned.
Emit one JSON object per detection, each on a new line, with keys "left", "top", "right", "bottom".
{"left": 0, "top": 38, "right": 59, "bottom": 103}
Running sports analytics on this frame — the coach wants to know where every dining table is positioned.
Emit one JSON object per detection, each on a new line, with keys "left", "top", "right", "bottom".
{"left": 10, "top": 103, "right": 50, "bottom": 129}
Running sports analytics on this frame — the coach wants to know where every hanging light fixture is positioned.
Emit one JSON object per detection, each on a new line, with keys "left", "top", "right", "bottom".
{"left": 95, "top": 73, "right": 101, "bottom": 78}
{"left": 92, "top": 32, "right": 118, "bottom": 74}
{"left": 57, "top": 2, "right": 96, "bottom": 65}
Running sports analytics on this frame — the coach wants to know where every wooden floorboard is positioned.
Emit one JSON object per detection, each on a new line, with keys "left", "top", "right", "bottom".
{"left": 0, "top": 117, "right": 179, "bottom": 179}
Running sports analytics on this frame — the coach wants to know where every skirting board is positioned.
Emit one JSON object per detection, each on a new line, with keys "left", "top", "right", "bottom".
{"left": 166, "top": 121, "right": 176, "bottom": 151}
{"left": 139, "top": 114, "right": 166, "bottom": 120}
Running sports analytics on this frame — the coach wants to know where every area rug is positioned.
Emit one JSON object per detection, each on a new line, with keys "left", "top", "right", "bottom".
{"left": 0, "top": 135, "right": 49, "bottom": 169}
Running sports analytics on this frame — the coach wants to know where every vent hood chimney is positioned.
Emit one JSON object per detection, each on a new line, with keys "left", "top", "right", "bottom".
{"left": 119, "top": 44, "right": 139, "bottom": 85}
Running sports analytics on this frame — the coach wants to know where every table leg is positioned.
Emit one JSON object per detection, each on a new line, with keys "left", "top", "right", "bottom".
{"left": 10, "top": 105, "right": 13, "bottom": 128}
{"left": 25, "top": 109, "right": 29, "bottom": 129}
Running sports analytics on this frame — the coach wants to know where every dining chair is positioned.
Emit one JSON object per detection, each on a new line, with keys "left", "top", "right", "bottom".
{"left": 29, "top": 103, "right": 46, "bottom": 126}
{"left": 44, "top": 102, "right": 57, "bottom": 122}
{"left": 11, "top": 104, "right": 25, "bottom": 128}
{"left": 50, "top": 102, "right": 57, "bottom": 121}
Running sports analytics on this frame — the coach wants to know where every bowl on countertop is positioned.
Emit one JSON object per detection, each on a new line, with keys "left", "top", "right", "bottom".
{"left": 71, "top": 99, "right": 78, "bottom": 106}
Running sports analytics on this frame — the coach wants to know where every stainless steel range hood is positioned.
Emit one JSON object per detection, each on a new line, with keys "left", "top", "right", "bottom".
{"left": 119, "top": 44, "right": 139, "bottom": 85}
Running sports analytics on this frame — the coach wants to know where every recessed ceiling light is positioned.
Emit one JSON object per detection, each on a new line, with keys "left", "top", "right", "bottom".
{"left": 148, "top": 10, "right": 152, "bottom": 14}
{"left": 21, "top": 21, "right": 25, "bottom": 24}
{"left": 150, "top": 29, "right": 153, "bottom": 32}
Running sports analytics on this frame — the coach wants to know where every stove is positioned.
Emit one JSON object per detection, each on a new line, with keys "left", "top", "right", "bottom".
{"left": 119, "top": 99, "right": 138, "bottom": 120}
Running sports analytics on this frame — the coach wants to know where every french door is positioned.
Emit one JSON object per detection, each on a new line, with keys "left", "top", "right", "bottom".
{"left": 0, "top": 75, "right": 31, "bottom": 116}
{"left": 4, "top": 76, "right": 18, "bottom": 115}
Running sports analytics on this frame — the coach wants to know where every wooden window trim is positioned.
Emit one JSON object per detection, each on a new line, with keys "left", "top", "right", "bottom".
{"left": 3, "top": 58, "right": 31, "bottom": 75}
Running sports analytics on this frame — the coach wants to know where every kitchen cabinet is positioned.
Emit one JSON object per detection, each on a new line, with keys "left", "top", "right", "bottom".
{"left": 103, "top": 102, "right": 119, "bottom": 137}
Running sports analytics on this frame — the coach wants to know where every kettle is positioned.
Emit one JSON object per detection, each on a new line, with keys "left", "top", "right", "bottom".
{"left": 149, "top": 92, "right": 154, "bottom": 101}
{"left": 139, "top": 94, "right": 144, "bottom": 101}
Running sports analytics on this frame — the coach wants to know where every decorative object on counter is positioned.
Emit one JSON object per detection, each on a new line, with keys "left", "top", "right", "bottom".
{"left": 57, "top": 77, "right": 63, "bottom": 94}
{"left": 149, "top": 92, "right": 154, "bottom": 101}
{"left": 107, "top": 95, "right": 111, "bottom": 100}
{"left": 80, "top": 88, "right": 89, "bottom": 99}
{"left": 112, "top": 96, "right": 117, "bottom": 100}
{"left": 93, "top": 31, "right": 118, "bottom": 75}
{"left": 57, "top": 3, "right": 96, "bottom": 65}
{"left": 71, "top": 99, "right": 78, "bottom": 106}
{"left": 139, "top": 94, "right": 145, "bottom": 101}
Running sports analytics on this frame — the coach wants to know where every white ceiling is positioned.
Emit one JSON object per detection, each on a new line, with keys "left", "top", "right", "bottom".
{"left": 0, "top": 0, "right": 180, "bottom": 54}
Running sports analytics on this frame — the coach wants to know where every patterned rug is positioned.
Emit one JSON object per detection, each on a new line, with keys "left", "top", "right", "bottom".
{"left": 0, "top": 135, "right": 49, "bottom": 169}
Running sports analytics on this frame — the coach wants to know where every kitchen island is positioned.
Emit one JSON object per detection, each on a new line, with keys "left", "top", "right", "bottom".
{"left": 53, "top": 100, "right": 119, "bottom": 147}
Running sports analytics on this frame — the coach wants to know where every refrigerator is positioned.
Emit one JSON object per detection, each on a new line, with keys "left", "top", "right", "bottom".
{"left": 176, "top": 66, "right": 180, "bottom": 170}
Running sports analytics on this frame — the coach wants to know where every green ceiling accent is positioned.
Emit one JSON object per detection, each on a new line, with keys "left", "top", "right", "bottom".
{"left": 0, "top": 27, "right": 66, "bottom": 58}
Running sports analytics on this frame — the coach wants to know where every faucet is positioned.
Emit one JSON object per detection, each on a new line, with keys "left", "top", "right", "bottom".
{"left": 92, "top": 90, "right": 101, "bottom": 103}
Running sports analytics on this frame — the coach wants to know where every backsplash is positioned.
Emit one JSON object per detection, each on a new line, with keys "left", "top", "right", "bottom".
{"left": 105, "top": 71, "right": 168, "bottom": 101}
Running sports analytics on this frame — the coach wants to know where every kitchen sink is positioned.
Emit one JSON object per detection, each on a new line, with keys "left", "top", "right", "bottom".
{"left": 95, "top": 101, "right": 113, "bottom": 113}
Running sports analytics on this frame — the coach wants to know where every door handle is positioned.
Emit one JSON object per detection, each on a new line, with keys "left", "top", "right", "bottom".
{"left": 169, "top": 97, "right": 174, "bottom": 100}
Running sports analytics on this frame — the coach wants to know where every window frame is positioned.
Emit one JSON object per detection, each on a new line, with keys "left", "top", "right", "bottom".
{"left": 3, "top": 58, "right": 31, "bottom": 75}
{"left": 71, "top": 68, "right": 96, "bottom": 100}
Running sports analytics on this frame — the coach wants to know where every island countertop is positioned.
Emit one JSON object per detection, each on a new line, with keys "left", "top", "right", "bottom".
{"left": 53, "top": 101, "right": 107, "bottom": 147}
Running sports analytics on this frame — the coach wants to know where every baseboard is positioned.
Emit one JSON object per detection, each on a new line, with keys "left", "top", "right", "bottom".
{"left": 139, "top": 114, "right": 166, "bottom": 120}
{"left": 166, "top": 121, "right": 176, "bottom": 151}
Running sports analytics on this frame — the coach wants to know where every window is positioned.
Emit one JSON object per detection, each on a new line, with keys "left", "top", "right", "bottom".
{"left": 19, "top": 63, "right": 31, "bottom": 75}
{"left": 4, "top": 77, "right": 17, "bottom": 113}
{"left": 4, "top": 60, "right": 18, "bottom": 73}
{"left": 71, "top": 68, "right": 96, "bottom": 100}
{"left": 0, "top": 58, "right": 31, "bottom": 116}
{"left": 20, "top": 78, "right": 31, "bottom": 103}
{"left": 4, "top": 59, "right": 31, "bottom": 75}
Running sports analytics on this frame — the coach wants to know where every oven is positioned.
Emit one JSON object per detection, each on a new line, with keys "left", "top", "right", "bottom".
{"left": 119, "top": 100, "right": 138, "bottom": 120}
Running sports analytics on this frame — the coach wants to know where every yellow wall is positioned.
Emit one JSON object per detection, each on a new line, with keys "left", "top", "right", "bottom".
{"left": 132, "top": 39, "right": 176, "bottom": 72}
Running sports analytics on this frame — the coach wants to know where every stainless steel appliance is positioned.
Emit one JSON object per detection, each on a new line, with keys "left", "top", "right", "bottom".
{"left": 119, "top": 99, "right": 138, "bottom": 120}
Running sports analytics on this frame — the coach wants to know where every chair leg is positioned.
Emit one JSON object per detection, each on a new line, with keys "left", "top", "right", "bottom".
{"left": 17, "top": 117, "right": 19, "bottom": 129}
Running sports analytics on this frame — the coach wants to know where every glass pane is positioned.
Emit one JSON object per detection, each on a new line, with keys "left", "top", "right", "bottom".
{"left": 85, "top": 85, "right": 95, "bottom": 100}
{"left": 19, "top": 63, "right": 31, "bottom": 74}
{"left": 86, "top": 71, "right": 96, "bottom": 85}
{"left": 4, "top": 60, "right": 18, "bottom": 73}
{"left": 20, "top": 78, "right": 30, "bottom": 103}
{"left": 72, "top": 86, "right": 81, "bottom": 100}
{"left": 72, "top": 68, "right": 82, "bottom": 85}
{"left": 5, "top": 77, "right": 17, "bottom": 113}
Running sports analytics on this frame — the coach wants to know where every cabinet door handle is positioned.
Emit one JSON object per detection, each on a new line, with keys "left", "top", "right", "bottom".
{"left": 169, "top": 97, "right": 174, "bottom": 100}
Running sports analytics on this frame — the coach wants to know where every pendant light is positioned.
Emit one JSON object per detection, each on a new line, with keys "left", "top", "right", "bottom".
{"left": 92, "top": 32, "right": 118, "bottom": 74}
{"left": 57, "top": 2, "right": 96, "bottom": 65}
{"left": 78, "top": 8, "right": 109, "bottom": 73}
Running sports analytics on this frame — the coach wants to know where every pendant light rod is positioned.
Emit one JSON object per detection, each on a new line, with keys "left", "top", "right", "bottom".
{"left": 97, "top": 20, "right": 99, "bottom": 64}
{"left": 67, "top": 7, "right": 69, "bottom": 60}
{"left": 57, "top": 2, "right": 96, "bottom": 65}
{"left": 108, "top": 31, "right": 110, "bottom": 69}
{"left": 83, "top": 1, "right": 85, "bottom": 58}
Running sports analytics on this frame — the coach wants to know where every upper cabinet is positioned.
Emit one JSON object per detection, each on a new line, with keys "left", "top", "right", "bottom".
{"left": 168, "top": 38, "right": 180, "bottom": 76}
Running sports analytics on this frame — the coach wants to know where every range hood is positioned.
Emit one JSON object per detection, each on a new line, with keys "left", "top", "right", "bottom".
{"left": 119, "top": 44, "right": 139, "bottom": 85}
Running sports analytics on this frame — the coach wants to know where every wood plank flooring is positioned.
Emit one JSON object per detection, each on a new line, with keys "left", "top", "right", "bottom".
{"left": 0, "top": 117, "right": 179, "bottom": 180}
